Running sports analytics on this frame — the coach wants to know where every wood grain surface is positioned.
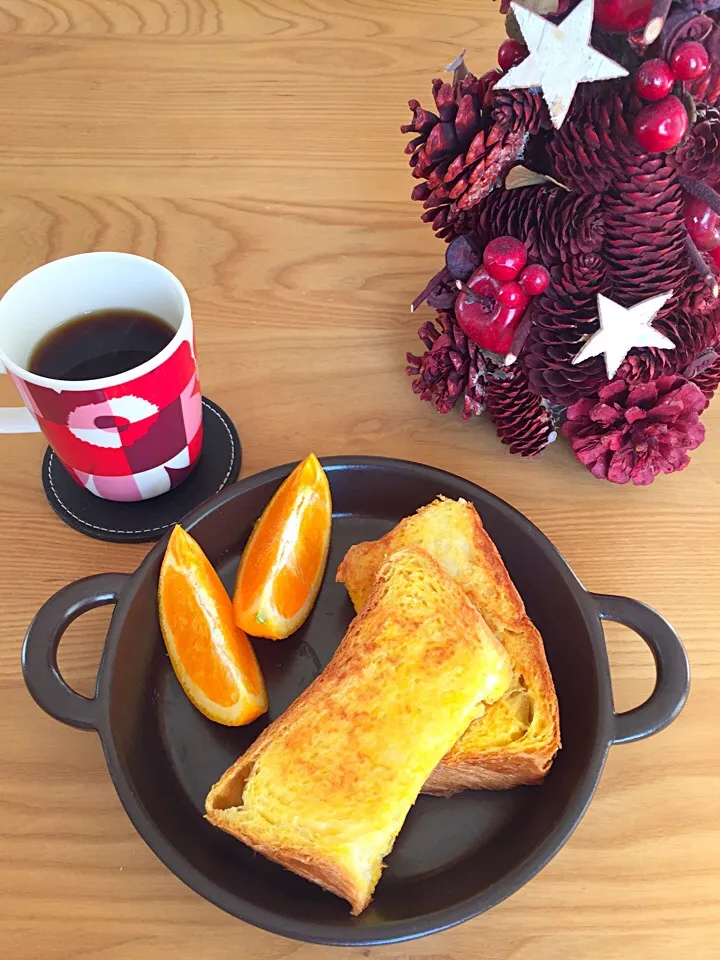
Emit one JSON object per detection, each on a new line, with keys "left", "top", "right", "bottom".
{"left": 0, "top": 2, "right": 718, "bottom": 958}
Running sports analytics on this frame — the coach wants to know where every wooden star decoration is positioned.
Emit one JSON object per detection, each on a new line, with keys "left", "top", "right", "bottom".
{"left": 495, "top": 0, "right": 628, "bottom": 129}
{"left": 572, "top": 292, "right": 676, "bottom": 380}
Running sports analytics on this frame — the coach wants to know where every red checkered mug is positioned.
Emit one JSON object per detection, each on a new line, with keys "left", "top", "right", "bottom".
{"left": 0, "top": 253, "right": 202, "bottom": 502}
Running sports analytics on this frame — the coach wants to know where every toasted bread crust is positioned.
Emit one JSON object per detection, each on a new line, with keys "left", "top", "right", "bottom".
{"left": 421, "top": 751, "right": 552, "bottom": 796}
{"left": 206, "top": 547, "right": 513, "bottom": 913}
{"left": 336, "top": 498, "right": 560, "bottom": 794}
{"left": 207, "top": 803, "right": 370, "bottom": 913}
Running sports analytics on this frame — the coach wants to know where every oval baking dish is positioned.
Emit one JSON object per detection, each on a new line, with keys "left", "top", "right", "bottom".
{"left": 22, "top": 457, "right": 690, "bottom": 946}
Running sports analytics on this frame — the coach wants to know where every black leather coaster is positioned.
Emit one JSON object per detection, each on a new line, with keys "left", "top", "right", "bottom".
{"left": 42, "top": 397, "right": 241, "bottom": 543}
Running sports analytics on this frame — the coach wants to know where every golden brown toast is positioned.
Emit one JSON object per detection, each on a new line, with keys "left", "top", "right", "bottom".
{"left": 205, "top": 547, "right": 513, "bottom": 914}
{"left": 336, "top": 497, "right": 560, "bottom": 795}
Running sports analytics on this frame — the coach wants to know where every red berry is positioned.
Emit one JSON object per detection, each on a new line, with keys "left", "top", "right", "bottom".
{"left": 519, "top": 264, "right": 551, "bottom": 296}
{"left": 670, "top": 42, "right": 710, "bottom": 82}
{"left": 711, "top": 246, "right": 720, "bottom": 271}
{"left": 455, "top": 267, "right": 530, "bottom": 355}
{"left": 483, "top": 237, "right": 527, "bottom": 282}
{"left": 634, "top": 59, "right": 675, "bottom": 101}
{"left": 593, "top": 0, "right": 652, "bottom": 33}
{"left": 498, "top": 39, "right": 527, "bottom": 72}
{"left": 497, "top": 281, "right": 528, "bottom": 310}
{"left": 479, "top": 68, "right": 503, "bottom": 88}
{"left": 479, "top": 69, "right": 504, "bottom": 110}
{"left": 634, "top": 95, "right": 689, "bottom": 153}
{"left": 685, "top": 196, "right": 720, "bottom": 252}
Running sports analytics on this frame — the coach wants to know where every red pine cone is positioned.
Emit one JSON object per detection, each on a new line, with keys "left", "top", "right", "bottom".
{"left": 681, "top": 270, "right": 720, "bottom": 316}
{"left": 562, "top": 376, "right": 708, "bottom": 486}
{"left": 419, "top": 126, "right": 527, "bottom": 239}
{"left": 485, "top": 363, "right": 558, "bottom": 457}
{"left": 492, "top": 89, "right": 550, "bottom": 136}
{"left": 406, "top": 311, "right": 486, "bottom": 419}
{"left": 670, "top": 104, "right": 720, "bottom": 182}
{"left": 548, "top": 87, "right": 687, "bottom": 310}
{"left": 402, "top": 75, "right": 483, "bottom": 234}
{"left": 524, "top": 254, "right": 609, "bottom": 404}
{"left": 472, "top": 186, "right": 604, "bottom": 265}
{"left": 402, "top": 77, "right": 529, "bottom": 240}
{"left": 684, "top": 345, "right": 720, "bottom": 400}
{"left": 602, "top": 159, "right": 686, "bottom": 313}
{"left": 619, "top": 307, "right": 720, "bottom": 384}
{"left": 428, "top": 202, "right": 485, "bottom": 244}
{"left": 547, "top": 88, "right": 638, "bottom": 195}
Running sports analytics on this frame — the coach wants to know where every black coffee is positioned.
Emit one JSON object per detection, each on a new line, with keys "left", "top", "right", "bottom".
{"left": 28, "top": 309, "right": 176, "bottom": 381}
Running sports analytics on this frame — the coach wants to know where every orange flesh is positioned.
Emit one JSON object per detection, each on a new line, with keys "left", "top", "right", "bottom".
{"left": 274, "top": 495, "right": 328, "bottom": 619}
{"left": 237, "top": 468, "right": 304, "bottom": 603}
{"left": 236, "top": 456, "right": 331, "bottom": 622}
{"left": 161, "top": 530, "right": 263, "bottom": 705}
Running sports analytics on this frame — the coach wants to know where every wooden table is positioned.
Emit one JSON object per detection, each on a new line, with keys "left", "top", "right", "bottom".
{"left": 1, "top": 2, "right": 718, "bottom": 958}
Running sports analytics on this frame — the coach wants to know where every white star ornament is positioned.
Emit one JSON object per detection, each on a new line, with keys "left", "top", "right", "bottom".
{"left": 495, "top": 0, "right": 628, "bottom": 129}
{"left": 572, "top": 292, "right": 676, "bottom": 381}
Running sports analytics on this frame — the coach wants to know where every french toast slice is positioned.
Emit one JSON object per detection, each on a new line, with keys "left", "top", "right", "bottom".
{"left": 336, "top": 497, "right": 560, "bottom": 795}
{"left": 205, "top": 547, "right": 513, "bottom": 914}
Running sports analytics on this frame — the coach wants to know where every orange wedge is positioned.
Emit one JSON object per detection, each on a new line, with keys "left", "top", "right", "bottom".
{"left": 233, "top": 453, "right": 332, "bottom": 640}
{"left": 159, "top": 526, "right": 268, "bottom": 726}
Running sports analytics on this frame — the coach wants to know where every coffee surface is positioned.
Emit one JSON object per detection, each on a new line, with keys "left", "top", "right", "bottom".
{"left": 28, "top": 309, "right": 176, "bottom": 381}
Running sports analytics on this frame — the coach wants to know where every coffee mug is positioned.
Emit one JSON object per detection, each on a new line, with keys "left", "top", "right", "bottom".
{"left": 0, "top": 252, "right": 202, "bottom": 502}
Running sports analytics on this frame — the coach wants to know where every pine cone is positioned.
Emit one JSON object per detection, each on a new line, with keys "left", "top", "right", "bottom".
{"left": 547, "top": 87, "right": 638, "bottom": 195}
{"left": 619, "top": 307, "right": 720, "bottom": 384}
{"left": 684, "top": 345, "right": 720, "bottom": 400}
{"left": 548, "top": 85, "right": 687, "bottom": 309}
{"left": 457, "top": 127, "right": 527, "bottom": 212}
{"left": 406, "top": 311, "right": 486, "bottom": 419}
{"left": 472, "top": 186, "right": 604, "bottom": 265}
{"left": 492, "top": 89, "right": 550, "bottom": 136}
{"left": 485, "top": 363, "right": 558, "bottom": 457}
{"left": 403, "top": 76, "right": 528, "bottom": 240}
{"left": 562, "top": 376, "right": 708, "bottom": 485}
{"left": 417, "top": 124, "right": 527, "bottom": 239}
{"left": 427, "top": 205, "right": 483, "bottom": 243}
{"left": 670, "top": 104, "right": 720, "bottom": 182}
{"left": 403, "top": 76, "right": 483, "bottom": 233}
{"left": 602, "top": 159, "right": 686, "bottom": 312}
{"left": 524, "top": 253, "right": 608, "bottom": 404}
{"left": 681, "top": 270, "right": 720, "bottom": 316}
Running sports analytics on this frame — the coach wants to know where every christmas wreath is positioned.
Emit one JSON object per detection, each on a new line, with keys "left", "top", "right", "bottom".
{"left": 403, "top": 0, "right": 720, "bottom": 484}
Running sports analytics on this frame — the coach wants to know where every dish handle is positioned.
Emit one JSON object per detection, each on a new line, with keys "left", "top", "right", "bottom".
{"left": 22, "top": 573, "right": 130, "bottom": 731}
{"left": 592, "top": 593, "right": 690, "bottom": 745}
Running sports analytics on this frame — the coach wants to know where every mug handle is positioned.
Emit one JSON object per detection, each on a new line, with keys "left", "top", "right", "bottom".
{"left": 0, "top": 359, "right": 41, "bottom": 433}
{"left": 22, "top": 573, "right": 130, "bottom": 730}
{"left": 592, "top": 593, "right": 690, "bottom": 745}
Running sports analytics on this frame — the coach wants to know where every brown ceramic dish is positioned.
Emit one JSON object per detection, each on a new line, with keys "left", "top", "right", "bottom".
{"left": 22, "top": 457, "right": 689, "bottom": 946}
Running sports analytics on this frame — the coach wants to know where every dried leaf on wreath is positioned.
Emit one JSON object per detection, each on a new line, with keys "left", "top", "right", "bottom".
{"left": 504, "top": 9, "right": 524, "bottom": 43}
{"left": 445, "top": 49, "right": 468, "bottom": 73}
{"left": 505, "top": 165, "right": 570, "bottom": 192}
{"left": 445, "top": 48, "right": 470, "bottom": 90}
